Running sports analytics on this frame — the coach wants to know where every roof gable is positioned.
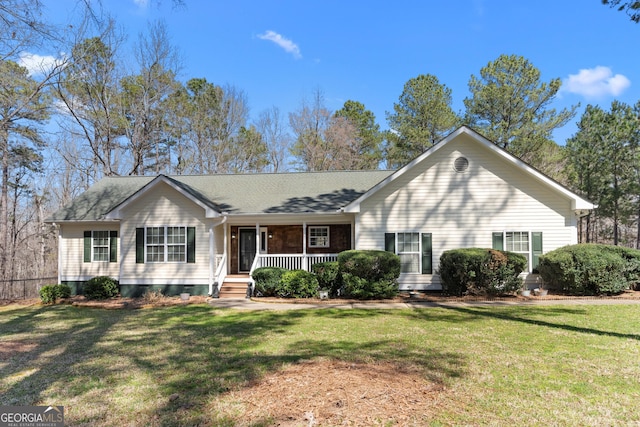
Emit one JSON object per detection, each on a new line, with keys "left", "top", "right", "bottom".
{"left": 342, "top": 126, "right": 594, "bottom": 213}
{"left": 104, "top": 175, "right": 222, "bottom": 220}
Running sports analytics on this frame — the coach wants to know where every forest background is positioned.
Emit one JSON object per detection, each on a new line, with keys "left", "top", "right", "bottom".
{"left": 1, "top": 0, "right": 639, "bottom": 295}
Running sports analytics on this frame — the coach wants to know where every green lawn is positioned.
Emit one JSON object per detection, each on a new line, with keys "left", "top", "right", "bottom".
{"left": 1, "top": 302, "right": 639, "bottom": 426}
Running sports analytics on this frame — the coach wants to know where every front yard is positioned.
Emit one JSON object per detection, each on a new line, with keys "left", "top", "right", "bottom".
{"left": 1, "top": 302, "right": 639, "bottom": 426}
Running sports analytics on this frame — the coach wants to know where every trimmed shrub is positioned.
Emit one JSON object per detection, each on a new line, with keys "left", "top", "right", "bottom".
{"left": 252, "top": 267, "right": 287, "bottom": 297}
{"left": 311, "top": 261, "right": 341, "bottom": 296}
{"left": 39, "top": 284, "right": 72, "bottom": 304}
{"left": 277, "top": 270, "right": 319, "bottom": 298}
{"left": 338, "top": 250, "right": 401, "bottom": 299}
{"left": 438, "top": 248, "right": 526, "bottom": 296}
{"left": 538, "top": 244, "right": 638, "bottom": 295}
{"left": 83, "top": 276, "right": 119, "bottom": 300}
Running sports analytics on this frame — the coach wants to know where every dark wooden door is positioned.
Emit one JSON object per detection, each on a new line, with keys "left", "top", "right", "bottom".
{"left": 239, "top": 229, "right": 256, "bottom": 272}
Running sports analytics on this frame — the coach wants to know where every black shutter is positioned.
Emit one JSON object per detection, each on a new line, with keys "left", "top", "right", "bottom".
{"left": 187, "top": 227, "right": 196, "bottom": 263}
{"left": 109, "top": 231, "right": 118, "bottom": 263}
{"left": 492, "top": 232, "right": 504, "bottom": 251}
{"left": 421, "top": 233, "right": 433, "bottom": 274}
{"left": 532, "top": 232, "right": 543, "bottom": 273}
{"left": 384, "top": 233, "right": 396, "bottom": 253}
{"left": 136, "top": 228, "right": 145, "bottom": 263}
{"left": 84, "top": 231, "right": 91, "bottom": 262}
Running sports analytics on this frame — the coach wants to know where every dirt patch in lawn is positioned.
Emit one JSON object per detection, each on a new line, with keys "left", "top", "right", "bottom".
{"left": 62, "top": 295, "right": 211, "bottom": 309}
{"left": 213, "top": 359, "right": 448, "bottom": 426}
{"left": 0, "top": 340, "right": 38, "bottom": 361}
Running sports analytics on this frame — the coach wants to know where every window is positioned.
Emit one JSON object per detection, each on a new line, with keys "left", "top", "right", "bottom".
{"left": 92, "top": 231, "right": 110, "bottom": 261}
{"left": 309, "top": 226, "right": 330, "bottom": 248}
{"left": 167, "top": 227, "right": 186, "bottom": 262}
{"left": 397, "top": 232, "right": 420, "bottom": 273}
{"left": 146, "top": 227, "right": 165, "bottom": 262}
{"left": 492, "top": 231, "right": 543, "bottom": 272}
{"left": 384, "top": 232, "right": 432, "bottom": 274}
{"left": 506, "top": 231, "right": 530, "bottom": 263}
{"left": 136, "top": 227, "right": 195, "bottom": 264}
{"left": 84, "top": 230, "right": 117, "bottom": 263}
{"left": 144, "top": 226, "right": 186, "bottom": 263}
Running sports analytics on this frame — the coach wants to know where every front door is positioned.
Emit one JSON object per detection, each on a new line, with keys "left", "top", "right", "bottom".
{"left": 239, "top": 228, "right": 256, "bottom": 272}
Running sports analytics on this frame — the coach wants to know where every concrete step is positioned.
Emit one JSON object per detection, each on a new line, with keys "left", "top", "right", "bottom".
{"left": 218, "top": 281, "right": 250, "bottom": 299}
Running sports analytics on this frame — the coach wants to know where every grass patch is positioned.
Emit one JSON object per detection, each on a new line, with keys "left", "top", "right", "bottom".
{"left": 0, "top": 303, "right": 639, "bottom": 425}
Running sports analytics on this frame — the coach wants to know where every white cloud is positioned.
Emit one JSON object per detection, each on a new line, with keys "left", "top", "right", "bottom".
{"left": 258, "top": 30, "right": 302, "bottom": 59}
{"left": 562, "top": 66, "right": 631, "bottom": 98}
{"left": 133, "top": 0, "right": 149, "bottom": 7}
{"left": 18, "top": 52, "right": 63, "bottom": 76}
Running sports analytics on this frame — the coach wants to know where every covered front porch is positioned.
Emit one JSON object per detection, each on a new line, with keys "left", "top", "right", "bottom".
{"left": 211, "top": 217, "right": 354, "bottom": 296}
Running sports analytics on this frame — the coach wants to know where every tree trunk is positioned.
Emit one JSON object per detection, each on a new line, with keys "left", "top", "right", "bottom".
{"left": 637, "top": 205, "right": 640, "bottom": 249}
{"left": 0, "top": 126, "right": 9, "bottom": 281}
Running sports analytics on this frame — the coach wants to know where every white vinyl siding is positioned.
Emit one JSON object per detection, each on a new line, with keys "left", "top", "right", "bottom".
{"left": 118, "top": 181, "right": 209, "bottom": 285}
{"left": 355, "top": 132, "right": 578, "bottom": 290}
{"left": 59, "top": 224, "right": 120, "bottom": 281}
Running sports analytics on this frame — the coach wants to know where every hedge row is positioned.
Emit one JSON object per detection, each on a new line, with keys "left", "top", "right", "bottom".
{"left": 438, "top": 248, "right": 527, "bottom": 296}
{"left": 538, "top": 244, "right": 640, "bottom": 295}
{"left": 253, "top": 250, "right": 401, "bottom": 299}
{"left": 252, "top": 268, "right": 319, "bottom": 298}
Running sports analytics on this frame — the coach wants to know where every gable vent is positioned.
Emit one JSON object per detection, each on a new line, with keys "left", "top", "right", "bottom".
{"left": 453, "top": 156, "right": 469, "bottom": 173}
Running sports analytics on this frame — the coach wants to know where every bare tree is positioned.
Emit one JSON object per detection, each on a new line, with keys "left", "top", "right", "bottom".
{"left": 55, "top": 21, "right": 126, "bottom": 180}
{"left": 255, "top": 106, "right": 291, "bottom": 172}
{"left": 121, "top": 20, "right": 182, "bottom": 175}
{"left": 0, "top": 0, "right": 58, "bottom": 61}
{"left": 289, "top": 89, "right": 332, "bottom": 171}
{"left": 289, "top": 89, "right": 366, "bottom": 171}
{"left": 174, "top": 79, "right": 252, "bottom": 174}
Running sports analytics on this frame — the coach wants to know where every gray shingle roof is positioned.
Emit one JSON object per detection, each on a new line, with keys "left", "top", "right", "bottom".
{"left": 47, "top": 170, "right": 394, "bottom": 222}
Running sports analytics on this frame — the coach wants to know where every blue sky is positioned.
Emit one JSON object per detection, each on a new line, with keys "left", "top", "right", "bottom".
{"left": 35, "top": 0, "right": 640, "bottom": 145}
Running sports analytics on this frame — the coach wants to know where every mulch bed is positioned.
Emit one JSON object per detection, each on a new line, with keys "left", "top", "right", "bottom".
{"left": 212, "top": 359, "right": 448, "bottom": 426}
{"left": 2, "top": 290, "right": 640, "bottom": 309}
{"left": 254, "top": 289, "right": 640, "bottom": 305}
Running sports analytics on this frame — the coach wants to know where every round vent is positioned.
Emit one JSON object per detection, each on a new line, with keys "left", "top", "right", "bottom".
{"left": 453, "top": 156, "right": 469, "bottom": 172}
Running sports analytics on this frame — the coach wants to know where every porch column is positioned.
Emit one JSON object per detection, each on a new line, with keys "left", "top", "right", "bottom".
{"left": 352, "top": 217, "right": 357, "bottom": 249}
{"left": 254, "top": 222, "right": 260, "bottom": 271}
{"left": 223, "top": 223, "right": 228, "bottom": 265}
{"left": 302, "top": 221, "right": 307, "bottom": 271}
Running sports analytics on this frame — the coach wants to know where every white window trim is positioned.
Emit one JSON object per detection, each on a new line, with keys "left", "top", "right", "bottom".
{"left": 395, "top": 231, "right": 421, "bottom": 274}
{"left": 92, "top": 230, "right": 110, "bottom": 262}
{"left": 308, "top": 226, "right": 330, "bottom": 248}
{"left": 145, "top": 226, "right": 188, "bottom": 264}
{"left": 499, "top": 230, "right": 533, "bottom": 273}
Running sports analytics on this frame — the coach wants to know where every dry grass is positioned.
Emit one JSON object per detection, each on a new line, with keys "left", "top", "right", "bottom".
{"left": 0, "top": 301, "right": 639, "bottom": 426}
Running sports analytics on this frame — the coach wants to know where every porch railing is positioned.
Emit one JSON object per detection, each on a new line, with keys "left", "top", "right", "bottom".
{"left": 252, "top": 254, "right": 338, "bottom": 272}
{"left": 213, "top": 254, "right": 227, "bottom": 294}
